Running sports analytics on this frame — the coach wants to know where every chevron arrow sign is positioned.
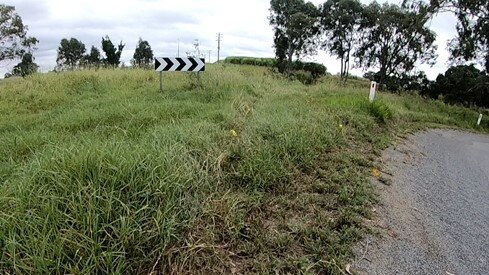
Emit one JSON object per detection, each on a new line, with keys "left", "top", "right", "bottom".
{"left": 155, "top": 57, "right": 205, "bottom": 72}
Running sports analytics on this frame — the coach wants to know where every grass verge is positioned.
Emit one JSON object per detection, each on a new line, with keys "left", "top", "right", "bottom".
{"left": 0, "top": 65, "right": 486, "bottom": 274}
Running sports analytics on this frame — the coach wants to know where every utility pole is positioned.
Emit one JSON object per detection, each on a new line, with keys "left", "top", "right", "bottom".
{"left": 216, "top": 32, "right": 222, "bottom": 62}
{"left": 193, "top": 39, "right": 200, "bottom": 58}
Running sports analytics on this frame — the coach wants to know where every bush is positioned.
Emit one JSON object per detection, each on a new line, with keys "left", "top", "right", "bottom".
{"left": 363, "top": 71, "right": 431, "bottom": 93}
{"left": 291, "top": 70, "right": 315, "bottom": 85}
{"left": 224, "top": 57, "right": 277, "bottom": 67}
{"left": 292, "top": 61, "right": 327, "bottom": 79}
{"left": 422, "top": 65, "right": 489, "bottom": 108}
{"left": 224, "top": 57, "right": 327, "bottom": 85}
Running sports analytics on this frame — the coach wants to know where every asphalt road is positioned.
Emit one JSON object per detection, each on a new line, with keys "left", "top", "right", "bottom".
{"left": 353, "top": 129, "right": 489, "bottom": 275}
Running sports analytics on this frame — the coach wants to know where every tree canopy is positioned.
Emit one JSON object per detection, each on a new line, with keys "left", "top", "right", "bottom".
{"left": 9, "top": 52, "right": 38, "bottom": 77}
{"left": 422, "top": 65, "right": 489, "bottom": 107}
{"left": 448, "top": 0, "right": 489, "bottom": 72}
{"left": 354, "top": 2, "right": 437, "bottom": 87}
{"left": 0, "top": 4, "right": 38, "bottom": 62}
{"left": 56, "top": 38, "right": 86, "bottom": 69}
{"left": 83, "top": 46, "right": 101, "bottom": 68}
{"left": 320, "top": 0, "right": 363, "bottom": 82}
{"left": 102, "top": 36, "right": 125, "bottom": 67}
{"left": 269, "top": 0, "right": 320, "bottom": 74}
{"left": 270, "top": 0, "right": 439, "bottom": 87}
{"left": 132, "top": 38, "right": 153, "bottom": 68}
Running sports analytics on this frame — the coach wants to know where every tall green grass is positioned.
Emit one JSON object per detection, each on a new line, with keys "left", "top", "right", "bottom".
{"left": 0, "top": 65, "right": 486, "bottom": 274}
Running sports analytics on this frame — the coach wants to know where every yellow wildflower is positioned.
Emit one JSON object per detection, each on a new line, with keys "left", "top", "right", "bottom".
{"left": 372, "top": 167, "right": 381, "bottom": 178}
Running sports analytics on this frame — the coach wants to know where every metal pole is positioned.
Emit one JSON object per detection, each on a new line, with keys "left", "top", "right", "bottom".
{"left": 159, "top": 72, "right": 163, "bottom": 92}
{"left": 217, "top": 33, "right": 221, "bottom": 62}
{"left": 177, "top": 39, "right": 180, "bottom": 57}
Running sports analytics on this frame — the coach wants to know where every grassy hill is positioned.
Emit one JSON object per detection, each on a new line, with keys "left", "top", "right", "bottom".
{"left": 0, "top": 65, "right": 486, "bottom": 274}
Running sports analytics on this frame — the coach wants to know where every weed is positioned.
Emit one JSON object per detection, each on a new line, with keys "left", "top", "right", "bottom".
{"left": 367, "top": 101, "right": 393, "bottom": 123}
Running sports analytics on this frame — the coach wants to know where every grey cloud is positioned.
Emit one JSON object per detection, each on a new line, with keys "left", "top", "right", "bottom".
{"left": 4, "top": 0, "right": 51, "bottom": 23}
{"left": 130, "top": 10, "right": 200, "bottom": 27}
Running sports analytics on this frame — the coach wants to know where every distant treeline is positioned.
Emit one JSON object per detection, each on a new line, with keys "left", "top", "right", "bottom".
{"left": 424, "top": 66, "right": 489, "bottom": 108}
{"left": 269, "top": 0, "right": 489, "bottom": 107}
{"left": 364, "top": 65, "right": 489, "bottom": 108}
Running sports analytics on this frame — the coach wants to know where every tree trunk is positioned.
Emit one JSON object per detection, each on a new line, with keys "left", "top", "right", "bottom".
{"left": 378, "top": 44, "right": 389, "bottom": 91}
{"left": 379, "top": 66, "right": 387, "bottom": 91}
{"left": 344, "top": 50, "right": 350, "bottom": 84}
{"left": 286, "top": 41, "right": 294, "bottom": 77}
{"left": 485, "top": 52, "right": 489, "bottom": 73}
{"left": 340, "top": 56, "right": 344, "bottom": 82}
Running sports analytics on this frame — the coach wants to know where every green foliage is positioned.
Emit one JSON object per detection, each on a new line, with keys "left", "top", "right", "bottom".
{"left": 422, "top": 65, "right": 489, "bottom": 108}
{"left": 289, "top": 61, "right": 328, "bottom": 84}
{"left": 355, "top": 2, "right": 437, "bottom": 87}
{"left": 102, "top": 36, "right": 125, "bottom": 67}
{"left": 132, "top": 38, "right": 153, "bottom": 68}
{"left": 0, "top": 65, "right": 486, "bottom": 274}
{"left": 404, "top": 0, "right": 488, "bottom": 71}
{"left": 8, "top": 53, "right": 38, "bottom": 78}
{"left": 367, "top": 101, "right": 393, "bottom": 123}
{"left": 292, "top": 60, "right": 327, "bottom": 79}
{"left": 364, "top": 70, "right": 431, "bottom": 93}
{"left": 448, "top": 0, "right": 489, "bottom": 72}
{"left": 269, "top": 0, "right": 320, "bottom": 73}
{"left": 291, "top": 69, "right": 316, "bottom": 84}
{"left": 225, "top": 56, "right": 277, "bottom": 67}
{"left": 0, "top": 4, "right": 38, "bottom": 62}
{"left": 83, "top": 46, "right": 102, "bottom": 68}
{"left": 320, "top": 0, "right": 363, "bottom": 82}
{"left": 224, "top": 57, "right": 327, "bottom": 84}
{"left": 56, "top": 38, "right": 86, "bottom": 69}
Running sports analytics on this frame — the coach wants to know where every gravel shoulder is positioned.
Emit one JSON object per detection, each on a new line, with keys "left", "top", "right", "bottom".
{"left": 352, "top": 129, "right": 489, "bottom": 275}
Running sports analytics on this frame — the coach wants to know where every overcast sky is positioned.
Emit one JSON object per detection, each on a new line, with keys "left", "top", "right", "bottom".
{"left": 1, "top": 0, "right": 459, "bottom": 79}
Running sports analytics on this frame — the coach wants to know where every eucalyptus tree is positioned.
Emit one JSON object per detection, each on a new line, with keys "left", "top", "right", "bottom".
{"left": 56, "top": 38, "right": 86, "bottom": 69}
{"left": 83, "top": 46, "right": 102, "bottom": 68}
{"left": 0, "top": 4, "right": 38, "bottom": 62}
{"left": 269, "top": 0, "right": 320, "bottom": 74}
{"left": 10, "top": 53, "right": 38, "bottom": 77}
{"left": 404, "top": 0, "right": 488, "bottom": 72}
{"left": 320, "top": 0, "right": 363, "bottom": 82}
{"left": 448, "top": 0, "right": 488, "bottom": 72}
{"left": 355, "top": 2, "right": 437, "bottom": 88}
{"left": 101, "top": 36, "right": 125, "bottom": 67}
{"left": 132, "top": 38, "right": 153, "bottom": 68}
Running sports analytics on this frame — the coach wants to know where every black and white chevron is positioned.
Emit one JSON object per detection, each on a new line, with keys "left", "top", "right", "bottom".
{"left": 155, "top": 57, "right": 205, "bottom": 72}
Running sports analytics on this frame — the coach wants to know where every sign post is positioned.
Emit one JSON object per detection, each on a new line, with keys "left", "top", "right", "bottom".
{"left": 159, "top": 72, "right": 163, "bottom": 93}
{"left": 477, "top": 114, "right": 483, "bottom": 126}
{"left": 369, "top": 81, "right": 377, "bottom": 102}
{"left": 155, "top": 57, "right": 206, "bottom": 92}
